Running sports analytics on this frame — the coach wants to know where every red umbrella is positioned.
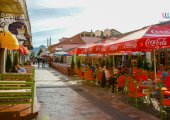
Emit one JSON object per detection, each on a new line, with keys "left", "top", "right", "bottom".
{"left": 86, "top": 38, "right": 118, "bottom": 54}
{"left": 107, "top": 25, "right": 170, "bottom": 52}
{"left": 72, "top": 43, "right": 96, "bottom": 54}
{"left": 107, "top": 25, "right": 170, "bottom": 80}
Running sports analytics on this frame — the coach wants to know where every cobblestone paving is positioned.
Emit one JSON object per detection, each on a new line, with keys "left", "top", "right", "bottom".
{"left": 35, "top": 65, "right": 160, "bottom": 120}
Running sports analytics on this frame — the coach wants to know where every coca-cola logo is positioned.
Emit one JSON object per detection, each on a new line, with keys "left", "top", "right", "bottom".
{"left": 124, "top": 41, "right": 137, "bottom": 49}
{"left": 95, "top": 46, "right": 100, "bottom": 52}
{"left": 84, "top": 49, "right": 88, "bottom": 53}
{"left": 109, "top": 44, "right": 118, "bottom": 51}
{"left": 101, "top": 46, "right": 106, "bottom": 51}
{"left": 145, "top": 38, "right": 167, "bottom": 47}
{"left": 150, "top": 30, "right": 170, "bottom": 34}
{"left": 89, "top": 47, "right": 93, "bottom": 52}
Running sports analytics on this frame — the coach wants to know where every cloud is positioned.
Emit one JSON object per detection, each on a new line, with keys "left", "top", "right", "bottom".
{"left": 32, "top": 28, "right": 66, "bottom": 47}
{"left": 29, "top": 7, "right": 84, "bottom": 20}
{"left": 26, "top": 0, "right": 170, "bottom": 47}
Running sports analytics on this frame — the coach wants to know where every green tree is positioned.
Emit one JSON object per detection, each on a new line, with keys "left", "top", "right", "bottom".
{"left": 76, "top": 56, "right": 81, "bottom": 69}
{"left": 127, "top": 55, "right": 132, "bottom": 68}
{"left": 6, "top": 51, "right": 12, "bottom": 72}
{"left": 101, "top": 57, "right": 106, "bottom": 67}
{"left": 143, "top": 58, "right": 150, "bottom": 71}
{"left": 30, "top": 51, "right": 35, "bottom": 58}
{"left": 11, "top": 52, "right": 19, "bottom": 72}
{"left": 106, "top": 56, "right": 112, "bottom": 67}
{"left": 71, "top": 56, "right": 75, "bottom": 69}
{"left": 137, "top": 54, "right": 143, "bottom": 68}
{"left": 60, "top": 56, "right": 64, "bottom": 63}
{"left": 37, "top": 48, "right": 43, "bottom": 56}
{"left": 13, "top": 52, "right": 19, "bottom": 66}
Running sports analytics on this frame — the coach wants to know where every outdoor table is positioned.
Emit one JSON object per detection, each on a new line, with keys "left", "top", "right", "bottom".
{"left": 139, "top": 80, "right": 158, "bottom": 105}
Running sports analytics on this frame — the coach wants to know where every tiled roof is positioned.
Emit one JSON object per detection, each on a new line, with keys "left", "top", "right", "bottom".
{"left": 60, "top": 34, "right": 86, "bottom": 44}
{"left": 112, "top": 29, "right": 143, "bottom": 39}
{"left": 49, "top": 42, "right": 61, "bottom": 48}
{"left": 81, "top": 37, "right": 101, "bottom": 44}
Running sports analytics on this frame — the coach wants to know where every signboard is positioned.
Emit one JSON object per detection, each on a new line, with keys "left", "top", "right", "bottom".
{"left": 8, "top": 22, "right": 27, "bottom": 35}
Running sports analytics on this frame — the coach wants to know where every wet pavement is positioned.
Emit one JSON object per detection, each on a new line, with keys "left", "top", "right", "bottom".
{"left": 35, "top": 65, "right": 159, "bottom": 120}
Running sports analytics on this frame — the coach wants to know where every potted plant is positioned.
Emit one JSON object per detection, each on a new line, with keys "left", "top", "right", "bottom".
{"left": 143, "top": 58, "right": 150, "bottom": 71}
{"left": 68, "top": 56, "right": 75, "bottom": 76}
{"left": 101, "top": 57, "right": 106, "bottom": 67}
{"left": 137, "top": 53, "right": 143, "bottom": 69}
{"left": 6, "top": 51, "right": 12, "bottom": 72}
{"left": 76, "top": 56, "right": 81, "bottom": 70}
{"left": 11, "top": 52, "right": 19, "bottom": 72}
{"left": 127, "top": 55, "right": 132, "bottom": 68}
{"left": 126, "top": 55, "right": 132, "bottom": 75}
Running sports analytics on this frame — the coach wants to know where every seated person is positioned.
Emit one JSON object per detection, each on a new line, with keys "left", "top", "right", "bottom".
{"left": 104, "top": 66, "right": 116, "bottom": 91}
{"left": 88, "top": 63, "right": 95, "bottom": 73}
{"left": 114, "top": 67, "right": 124, "bottom": 78}
{"left": 15, "top": 64, "right": 26, "bottom": 74}
{"left": 161, "top": 66, "right": 169, "bottom": 83}
{"left": 110, "top": 67, "right": 124, "bottom": 92}
{"left": 121, "top": 65, "right": 127, "bottom": 74}
{"left": 104, "top": 66, "right": 112, "bottom": 80}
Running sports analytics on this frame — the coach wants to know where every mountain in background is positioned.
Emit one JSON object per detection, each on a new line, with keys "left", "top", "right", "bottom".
{"left": 33, "top": 45, "right": 46, "bottom": 57}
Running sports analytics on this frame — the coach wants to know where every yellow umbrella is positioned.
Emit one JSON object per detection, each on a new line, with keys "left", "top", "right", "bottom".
{"left": 0, "top": 31, "right": 19, "bottom": 50}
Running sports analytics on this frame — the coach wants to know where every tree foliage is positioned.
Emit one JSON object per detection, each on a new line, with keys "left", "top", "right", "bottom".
{"left": 6, "top": 51, "right": 12, "bottom": 72}
{"left": 127, "top": 55, "right": 132, "bottom": 68}
{"left": 76, "top": 56, "right": 81, "bottom": 69}
{"left": 137, "top": 54, "right": 143, "bottom": 68}
{"left": 71, "top": 56, "right": 75, "bottom": 69}
{"left": 143, "top": 58, "right": 150, "bottom": 71}
{"left": 37, "top": 48, "right": 43, "bottom": 56}
{"left": 13, "top": 52, "right": 19, "bottom": 66}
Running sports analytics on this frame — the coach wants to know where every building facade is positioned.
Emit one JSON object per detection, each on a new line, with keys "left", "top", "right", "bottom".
{"left": 0, "top": 0, "right": 32, "bottom": 73}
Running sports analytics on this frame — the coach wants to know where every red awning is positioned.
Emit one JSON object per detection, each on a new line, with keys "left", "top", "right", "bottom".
{"left": 23, "top": 46, "right": 29, "bottom": 55}
{"left": 106, "top": 25, "right": 170, "bottom": 52}
{"left": 19, "top": 45, "right": 25, "bottom": 54}
{"left": 19, "top": 45, "right": 29, "bottom": 55}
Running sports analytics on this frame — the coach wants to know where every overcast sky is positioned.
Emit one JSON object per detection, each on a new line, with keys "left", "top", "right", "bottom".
{"left": 26, "top": 0, "right": 170, "bottom": 47}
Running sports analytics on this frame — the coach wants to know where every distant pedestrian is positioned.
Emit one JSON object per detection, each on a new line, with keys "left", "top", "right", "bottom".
{"left": 42, "top": 58, "right": 46, "bottom": 68}
{"left": 37, "top": 58, "right": 41, "bottom": 68}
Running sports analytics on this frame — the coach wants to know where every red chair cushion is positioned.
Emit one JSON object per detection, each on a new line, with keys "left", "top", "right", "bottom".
{"left": 162, "top": 99, "right": 170, "bottom": 106}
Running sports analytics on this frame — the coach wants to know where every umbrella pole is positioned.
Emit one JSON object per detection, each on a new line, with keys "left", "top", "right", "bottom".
{"left": 153, "top": 49, "right": 157, "bottom": 80}
{"left": 112, "top": 53, "right": 115, "bottom": 74}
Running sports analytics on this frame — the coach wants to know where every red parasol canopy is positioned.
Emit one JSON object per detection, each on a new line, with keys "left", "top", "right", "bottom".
{"left": 107, "top": 25, "right": 170, "bottom": 52}
{"left": 69, "top": 43, "right": 96, "bottom": 55}
{"left": 84, "top": 38, "right": 118, "bottom": 54}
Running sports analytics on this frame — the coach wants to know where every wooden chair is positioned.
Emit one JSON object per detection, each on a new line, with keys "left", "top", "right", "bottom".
{"left": 116, "top": 75, "right": 126, "bottom": 94}
{"left": 84, "top": 71, "right": 94, "bottom": 86}
{"left": 149, "top": 71, "right": 155, "bottom": 81}
{"left": 127, "top": 80, "right": 147, "bottom": 108}
{"left": 132, "top": 67, "right": 137, "bottom": 78}
{"left": 142, "top": 70, "right": 148, "bottom": 76}
{"left": 78, "top": 69, "right": 84, "bottom": 84}
{"left": 95, "top": 70, "right": 103, "bottom": 86}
